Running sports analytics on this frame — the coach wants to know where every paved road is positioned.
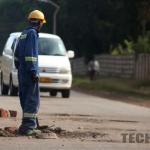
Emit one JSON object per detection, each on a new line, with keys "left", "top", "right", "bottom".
{"left": 0, "top": 90, "right": 150, "bottom": 150}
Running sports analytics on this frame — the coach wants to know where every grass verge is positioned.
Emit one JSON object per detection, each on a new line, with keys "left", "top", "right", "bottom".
{"left": 72, "top": 76, "right": 150, "bottom": 100}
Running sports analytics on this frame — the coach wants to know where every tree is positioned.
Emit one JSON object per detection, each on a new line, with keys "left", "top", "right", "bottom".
{"left": 135, "top": 0, "right": 150, "bottom": 35}
{"left": 0, "top": 0, "right": 148, "bottom": 57}
{"left": 58, "top": 0, "right": 138, "bottom": 57}
{"left": 0, "top": 0, "right": 54, "bottom": 53}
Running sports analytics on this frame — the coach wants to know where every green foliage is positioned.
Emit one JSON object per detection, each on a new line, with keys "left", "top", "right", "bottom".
{"left": 111, "top": 39, "right": 134, "bottom": 55}
{"left": 58, "top": 0, "right": 137, "bottom": 56}
{"left": 134, "top": 34, "right": 150, "bottom": 53}
{"left": 0, "top": 0, "right": 149, "bottom": 57}
{"left": 111, "top": 34, "right": 150, "bottom": 55}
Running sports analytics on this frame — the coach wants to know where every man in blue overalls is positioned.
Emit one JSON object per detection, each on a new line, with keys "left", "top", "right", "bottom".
{"left": 14, "top": 10, "right": 46, "bottom": 135}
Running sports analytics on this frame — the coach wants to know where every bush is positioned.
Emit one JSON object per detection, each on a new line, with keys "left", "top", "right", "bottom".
{"left": 134, "top": 35, "right": 150, "bottom": 53}
{"left": 111, "top": 33, "right": 150, "bottom": 55}
{"left": 111, "top": 39, "right": 134, "bottom": 55}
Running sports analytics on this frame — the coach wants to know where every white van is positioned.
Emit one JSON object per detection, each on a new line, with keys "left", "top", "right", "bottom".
{"left": 0, "top": 32, "right": 74, "bottom": 98}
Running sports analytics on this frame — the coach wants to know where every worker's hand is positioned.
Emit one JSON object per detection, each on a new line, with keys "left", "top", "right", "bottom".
{"left": 31, "top": 73, "right": 39, "bottom": 82}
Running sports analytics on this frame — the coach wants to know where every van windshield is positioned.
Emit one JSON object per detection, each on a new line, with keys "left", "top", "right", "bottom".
{"left": 38, "top": 37, "right": 66, "bottom": 56}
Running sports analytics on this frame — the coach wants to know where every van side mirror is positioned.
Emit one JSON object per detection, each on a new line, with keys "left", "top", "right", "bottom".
{"left": 67, "top": 50, "right": 75, "bottom": 58}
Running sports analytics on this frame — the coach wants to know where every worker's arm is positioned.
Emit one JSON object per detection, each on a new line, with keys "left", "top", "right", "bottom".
{"left": 25, "top": 30, "right": 39, "bottom": 80}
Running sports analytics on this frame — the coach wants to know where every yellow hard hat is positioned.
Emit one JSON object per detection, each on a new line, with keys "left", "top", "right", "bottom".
{"left": 28, "top": 10, "right": 46, "bottom": 23}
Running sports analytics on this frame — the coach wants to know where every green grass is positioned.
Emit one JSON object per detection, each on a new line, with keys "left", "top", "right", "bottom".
{"left": 72, "top": 76, "right": 150, "bottom": 99}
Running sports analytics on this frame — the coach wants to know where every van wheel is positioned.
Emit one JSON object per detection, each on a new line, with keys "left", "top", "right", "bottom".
{"left": 61, "top": 90, "right": 70, "bottom": 98}
{"left": 9, "top": 76, "right": 18, "bottom": 96}
{"left": 1, "top": 72, "right": 9, "bottom": 95}
{"left": 50, "top": 90, "right": 57, "bottom": 97}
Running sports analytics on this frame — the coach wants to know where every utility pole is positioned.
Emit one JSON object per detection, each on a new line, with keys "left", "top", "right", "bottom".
{"left": 37, "top": 0, "right": 60, "bottom": 34}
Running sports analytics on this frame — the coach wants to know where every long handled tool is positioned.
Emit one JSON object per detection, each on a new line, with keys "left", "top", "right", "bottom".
{"left": 36, "top": 117, "right": 49, "bottom": 130}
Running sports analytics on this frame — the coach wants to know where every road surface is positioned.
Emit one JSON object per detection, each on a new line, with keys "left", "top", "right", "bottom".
{"left": 0, "top": 90, "right": 150, "bottom": 150}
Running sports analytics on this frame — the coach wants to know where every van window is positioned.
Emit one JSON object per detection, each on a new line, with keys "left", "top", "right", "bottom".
{"left": 11, "top": 38, "right": 17, "bottom": 52}
{"left": 3, "top": 36, "right": 15, "bottom": 56}
{"left": 38, "top": 38, "right": 66, "bottom": 56}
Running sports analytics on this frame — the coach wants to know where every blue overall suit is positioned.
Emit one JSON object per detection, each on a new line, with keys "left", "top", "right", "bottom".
{"left": 15, "top": 26, "right": 40, "bottom": 133}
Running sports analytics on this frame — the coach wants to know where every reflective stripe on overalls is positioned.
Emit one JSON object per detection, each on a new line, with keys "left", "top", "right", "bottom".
{"left": 24, "top": 113, "right": 37, "bottom": 118}
{"left": 25, "top": 56, "right": 38, "bottom": 62}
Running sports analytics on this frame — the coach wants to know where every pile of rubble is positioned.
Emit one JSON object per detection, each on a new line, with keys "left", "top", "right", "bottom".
{"left": 0, "top": 125, "right": 64, "bottom": 139}
{"left": 0, "top": 108, "right": 65, "bottom": 139}
{"left": 0, "top": 108, "right": 18, "bottom": 137}
{"left": 0, "top": 127, "right": 18, "bottom": 137}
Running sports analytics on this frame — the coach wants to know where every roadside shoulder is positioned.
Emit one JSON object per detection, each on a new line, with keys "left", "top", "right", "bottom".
{"left": 72, "top": 87, "right": 150, "bottom": 109}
